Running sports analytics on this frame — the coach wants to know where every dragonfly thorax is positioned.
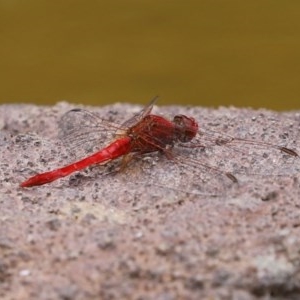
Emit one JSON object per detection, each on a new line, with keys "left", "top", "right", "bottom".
{"left": 128, "top": 114, "right": 199, "bottom": 154}
{"left": 128, "top": 115, "right": 183, "bottom": 153}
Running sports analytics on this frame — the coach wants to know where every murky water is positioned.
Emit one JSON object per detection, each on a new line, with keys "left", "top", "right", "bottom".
{"left": 1, "top": 1, "right": 300, "bottom": 110}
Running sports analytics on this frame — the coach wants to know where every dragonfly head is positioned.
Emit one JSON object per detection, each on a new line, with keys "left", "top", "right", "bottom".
{"left": 173, "top": 115, "right": 199, "bottom": 143}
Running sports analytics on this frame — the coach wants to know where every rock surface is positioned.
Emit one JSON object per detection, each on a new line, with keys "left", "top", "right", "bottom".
{"left": 0, "top": 102, "right": 300, "bottom": 300}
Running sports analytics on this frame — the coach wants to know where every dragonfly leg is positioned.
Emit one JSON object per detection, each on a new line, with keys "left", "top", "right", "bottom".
{"left": 119, "top": 153, "right": 136, "bottom": 172}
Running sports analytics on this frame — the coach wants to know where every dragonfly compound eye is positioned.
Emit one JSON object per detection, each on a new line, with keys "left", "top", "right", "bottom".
{"left": 173, "top": 115, "right": 199, "bottom": 143}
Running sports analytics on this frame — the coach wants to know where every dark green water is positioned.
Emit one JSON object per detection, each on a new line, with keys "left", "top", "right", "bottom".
{"left": 1, "top": 0, "right": 300, "bottom": 110}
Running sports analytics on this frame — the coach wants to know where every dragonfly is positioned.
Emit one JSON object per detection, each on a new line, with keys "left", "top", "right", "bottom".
{"left": 20, "top": 98, "right": 299, "bottom": 190}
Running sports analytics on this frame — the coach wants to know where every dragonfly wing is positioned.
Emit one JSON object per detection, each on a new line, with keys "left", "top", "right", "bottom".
{"left": 58, "top": 98, "right": 158, "bottom": 161}
{"left": 121, "top": 96, "right": 159, "bottom": 128}
{"left": 120, "top": 150, "right": 236, "bottom": 198}
{"left": 58, "top": 108, "right": 126, "bottom": 158}
{"left": 183, "top": 127, "right": 299, "bottom": 177}
{"left": 138, "top": 139, "right": 298, "bottom": 198}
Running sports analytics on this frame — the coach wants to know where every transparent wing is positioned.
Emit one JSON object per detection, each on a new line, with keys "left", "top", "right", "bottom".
{"left": 58, "top": 98, "right": 158, "bottom": 160}
{"left": 58, "top": 108, "right": 126, "bottom": 157}
{"left": 178, "top": 125, "right": 299, "bottom": 178}
{"left": 121, "top": 96, "right": 158, "bottom": 128}
{"left": 124, "top": 136, "right": 299, "bottom": 200}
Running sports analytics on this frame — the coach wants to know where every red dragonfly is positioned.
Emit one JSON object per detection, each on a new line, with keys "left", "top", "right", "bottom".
{"left": 20, "top": 98, "right": 299, "bottom": 189}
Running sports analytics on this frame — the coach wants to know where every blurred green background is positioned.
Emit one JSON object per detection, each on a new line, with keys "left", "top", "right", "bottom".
{"left": 1, "top": 0, "right": 300, "bottom": 110}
